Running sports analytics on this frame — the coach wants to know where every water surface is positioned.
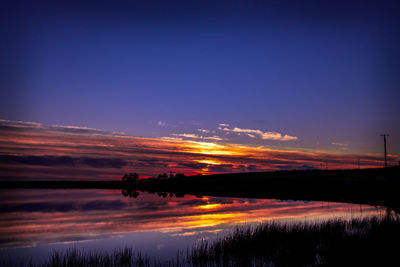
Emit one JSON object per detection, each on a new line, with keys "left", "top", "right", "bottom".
{"left": 0, "top": 189, "right": 386, "bottom": 264}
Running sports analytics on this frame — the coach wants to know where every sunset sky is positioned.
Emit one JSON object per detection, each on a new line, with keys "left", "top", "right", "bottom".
{"left": 1, "top": 1, "right": 399, "bottom": 179}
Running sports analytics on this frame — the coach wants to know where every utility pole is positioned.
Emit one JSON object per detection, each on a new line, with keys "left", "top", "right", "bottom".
{"left": 381, "top": 134, "right": 389, "bottom": 168}
{"left": 358, "top": 158, "right": 360, "bottom": 169}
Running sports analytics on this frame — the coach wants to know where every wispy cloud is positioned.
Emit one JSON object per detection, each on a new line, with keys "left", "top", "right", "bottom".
{"left": 221, "top": 126, "right": 298, "bottom": 141}
{"left": 0, "top": 119, "right": 43, "bottom": 128}
{"left": 0, "top": 119, "right": 125, "bottom": 136}
{"left": 0, "top": 155, "right": 127, "bottom": 168}
{"left": 171, "top": 133, "right": 224, "bottom": 141}
{"left": 331, "top": 142, "right": 349, "bottom": 150}
{"left": 51, "top": 125, "right": 126, "bottom": 135}
{"left": 171, "top": 133, "right": 200, "bottom": 139}
{"left": 198, "top": 129, "right": 210, "bottom": 134}
{"left": 157, "top": 120, "right": 166, "bottom": 127}
{"left": 157, "top": 120, "right": 177, "bottom": 128}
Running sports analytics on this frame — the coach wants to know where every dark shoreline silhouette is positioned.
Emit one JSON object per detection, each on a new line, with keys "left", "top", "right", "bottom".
{"left": 1, "top": 167, "right": 399, "bottom": 211}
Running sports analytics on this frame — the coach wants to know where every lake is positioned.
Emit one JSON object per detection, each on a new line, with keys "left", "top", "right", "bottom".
{"left": 0, "top": 189, "right": 387, "bottom": 265}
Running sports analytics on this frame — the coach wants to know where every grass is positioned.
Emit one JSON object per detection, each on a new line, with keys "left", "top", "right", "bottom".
{"left": 188, "top": 214, "right": 400, "bottom": 267}
{"left": 39, "top": 248, "right": 150, "bottom": 267}
{"left": 22, "top": 214, "right": 400, "bottom": 267}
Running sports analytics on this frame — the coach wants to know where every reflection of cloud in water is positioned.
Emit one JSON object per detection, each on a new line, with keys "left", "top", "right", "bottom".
{"left": 172, "top": 229, "right": 223, "bottom": 237}
{"left": 0, "top": 189, "right": 386, "bottom": 252}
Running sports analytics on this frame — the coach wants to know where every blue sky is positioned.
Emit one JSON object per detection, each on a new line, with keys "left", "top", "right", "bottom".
{"left": 1, "top": 0, "right": 399, "bottom": 155}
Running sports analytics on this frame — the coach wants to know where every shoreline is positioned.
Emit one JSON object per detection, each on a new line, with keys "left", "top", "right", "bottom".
{"left": 1, "top": 167, "right": 399, "bottom": 211}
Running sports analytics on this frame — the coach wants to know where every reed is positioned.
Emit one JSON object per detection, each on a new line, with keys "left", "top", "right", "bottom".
{"left": 188, "top": 215, "right": 400, "bottom": 266}
{"left": 39, "top": 248, "right": 150, "bottom": 267}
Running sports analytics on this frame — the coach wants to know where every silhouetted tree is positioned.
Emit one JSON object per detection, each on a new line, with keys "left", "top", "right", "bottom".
{"left": 157, "top": 173, "right": 168, "bottom": 179}
{"left": 122, "top": 172, "right": 139, "bottom": 183}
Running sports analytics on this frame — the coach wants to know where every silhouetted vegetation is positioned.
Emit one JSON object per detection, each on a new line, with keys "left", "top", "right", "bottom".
{"left": 157, "top": 173, "right": 168, "bottom": 179}
{"left": 188, "top": 215, "right": 400, "bottom": 267}
{"left": 122, "top": 173, "right": 139, "bottom": 183}
{"left": 39, "top": 248, "right": 150, "bottom": 267}
{"left": 156, "top": 173, "right": 184, "bottom": 179}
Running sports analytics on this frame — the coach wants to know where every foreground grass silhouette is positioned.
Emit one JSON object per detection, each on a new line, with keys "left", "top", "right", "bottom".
{"left": 189, "top": 215, "right": 400, "bottom": 267}
{"left": 34, "top": 215, "right": 399, "bottom": 267}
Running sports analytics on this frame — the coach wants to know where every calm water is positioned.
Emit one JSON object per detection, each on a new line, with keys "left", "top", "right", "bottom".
{"left": 0, "top": 189, "right": 386, "bottom": 265}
